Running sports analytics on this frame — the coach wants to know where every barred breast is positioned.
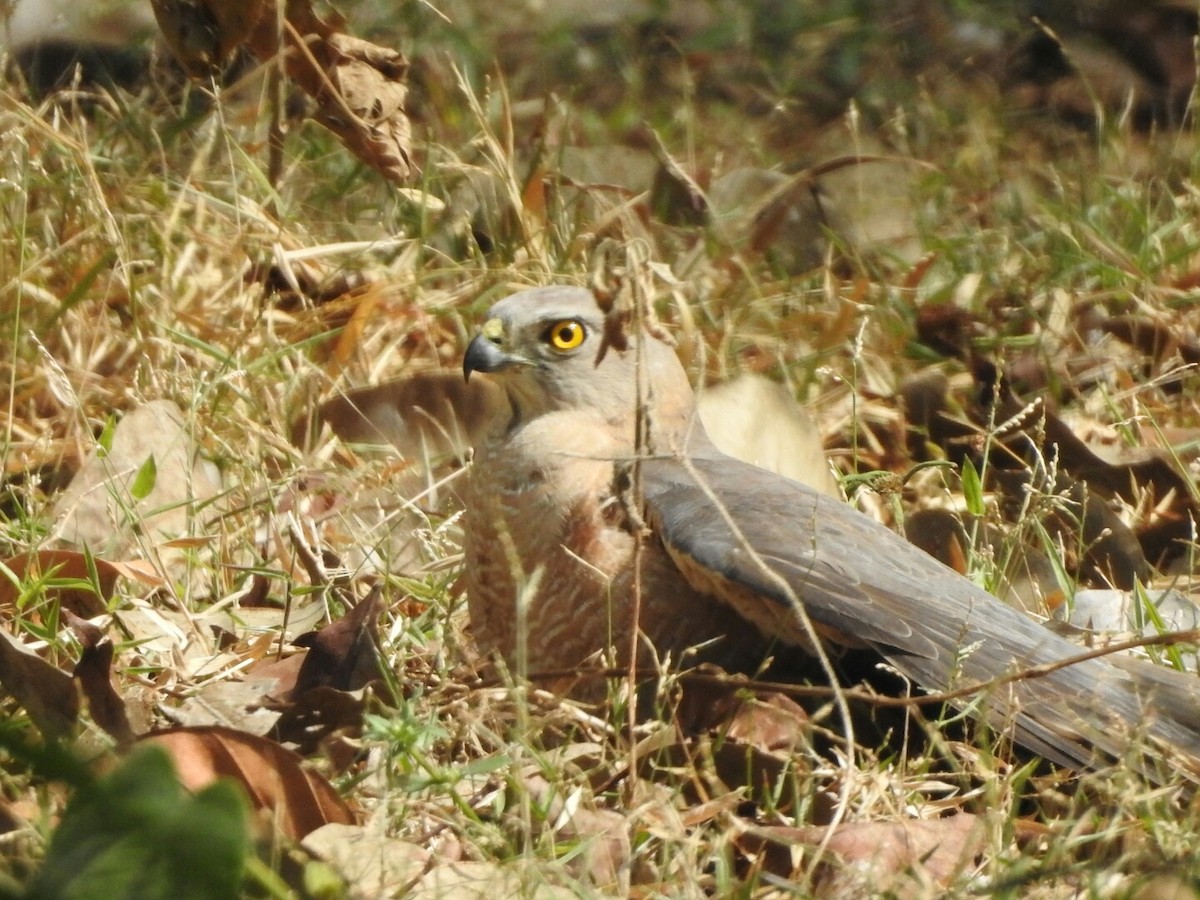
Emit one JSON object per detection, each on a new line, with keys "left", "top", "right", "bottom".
{"left": 462, "top": 410, "right": 767, "bottom": 691}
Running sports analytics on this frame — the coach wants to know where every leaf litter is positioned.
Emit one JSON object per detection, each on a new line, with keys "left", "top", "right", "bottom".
{"left": 4, "top": 1, "right": 1200, "bottom": 896}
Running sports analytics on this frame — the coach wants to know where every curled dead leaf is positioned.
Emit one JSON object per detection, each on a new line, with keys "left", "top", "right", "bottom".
{"left": 291, "top": 589, "right": 384, "bottom": 696}
{"left": 65, "top": 610, "right": 136, "bottom": 746}
{"left": 142, "top": 724, "right": 355, "bottom": 839}
{"left": 269, "top": 686, "right": 367, "bottom": 757}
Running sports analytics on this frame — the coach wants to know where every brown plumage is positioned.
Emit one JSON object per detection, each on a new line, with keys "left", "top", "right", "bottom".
{"left": 462, "top": 285, "right": 1200, "bottom": 778}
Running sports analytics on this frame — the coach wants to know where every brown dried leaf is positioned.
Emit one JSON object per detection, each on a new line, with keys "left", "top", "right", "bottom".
{"left": 815, "top": 154, "right": 922, "bottom": 266}
{"left": 1019, "top": 7, "right": 1198, "bottom": 127}
{"left": 312, "top": 31, "right": 412, "bottom": 183}
{"left": 904, "top": 508, "right": 969, "bottom": 576}
{"left": 1101, "top": 314, "right": 1184, "bottom": 363}
{"left": 914, "top": 303, "right": 980, "bottom": 361}
{"left": 167, "top": 677, "right": 285, "bottom": 734}
{"left": 65, "top": 611, "right": 136, "bottom": 746}
{"left": 143, "top": 724, "right": 355, "bottom": 840}
{"left": 291, "top": 590, "right": 383, "bottom": 696}
{"left": 724, "top": 691, "right": 811, "bottom": 754}
{"left": 979, "top": 371, "right": 1189, "bottom": 573}
{"left": 672, "top": 671, "right": 816, "bottom": 816}
{"left": 0, "top": 630, "right": 79, "bottom": 739}
{"left": 816, "top": 815, "right": 984, "bottom": 895}
{"left": 269, "top": 686, "right": 366, "bottom": 756}
{"left": 250, "top": 651, "right": 308, "bottom": 701}
{"left": 166, "top": 649, "right": 304, "bottom": 734}
{"left": 0, "top": 549, "right": 126, "bottom": 618}
{"left": 913, "top": 362, "right": 1198, "bottom": 576}
{"left": 747, "top": 146, "right": 923, "bottom": 273}
{"left": 746, "top": 175, "right": 826, "bottom": 274}
{"left": 648, "top": 158, "right": 707, "bottom": 227}
{"left": 904, "top": 509, "right": 1065, "bottom": 614}
{"left": 246, "top": 254, "right": 373, "bottom": 309}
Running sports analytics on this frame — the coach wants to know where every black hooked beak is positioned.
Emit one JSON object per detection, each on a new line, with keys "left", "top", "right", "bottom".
{"left": 462, "top": 333, "right": 508, "bottom": 381}
{"left": 464, "top": 315, "right": 526, "bottom": 381}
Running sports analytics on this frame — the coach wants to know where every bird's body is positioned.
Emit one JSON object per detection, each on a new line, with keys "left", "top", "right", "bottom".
{"left": 463, "top": 359, "right": 767, "bottom": 685}
{"left": 462, "top": 285, "right": 1200, "bottom": 776}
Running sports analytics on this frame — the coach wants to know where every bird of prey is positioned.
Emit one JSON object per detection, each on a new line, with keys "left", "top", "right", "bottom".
{"left": 461, "top": 285, "right": 1200, "bottom": 777}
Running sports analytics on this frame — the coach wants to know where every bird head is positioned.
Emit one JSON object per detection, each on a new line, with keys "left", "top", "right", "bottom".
{"left": 463, "top": 286, "right": 696, "bottom": 440}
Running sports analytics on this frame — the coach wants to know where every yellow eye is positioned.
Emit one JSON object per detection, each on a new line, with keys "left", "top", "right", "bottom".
{"left": 546, "top": 319, "right": 585, "bottom": 351}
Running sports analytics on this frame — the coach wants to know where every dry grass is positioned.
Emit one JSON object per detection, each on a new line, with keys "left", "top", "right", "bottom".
{"left": 3, "top": 2, "right": 1200, "bottom": 897}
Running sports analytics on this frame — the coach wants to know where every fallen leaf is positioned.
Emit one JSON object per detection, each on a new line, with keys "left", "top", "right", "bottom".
{"left": 904, "top": 508, "right": 969, "bottom": 575}
{"left": 65, "top": 611, "right": 136, "bottom": 746}
{"left": 142, "top": 725, "right": 355, "bottom": 839}
{"left": 1100, "top": 314, "right": 1200, "bottom": 365}
{"left": 814, "top": 148, "right": 923, "bottom": 266}
{"left": 745, "top": 171, "right": 827, "bottom": 275}
{"left": 736, "top": 814, "right": 985, "bottom": 895}
{"left": 0, "top": 549, "right": 160, "bottom": 618}
{"left": 301, "top": 822, "right": 430, "bottom": 897}
{"left": 975, "top": 365, "right": 1184, "bottom": 576}
{"left": 906, "top": 361, "right": 1196, "bottom": 578}
{"left": 0, "top": 629, "right": 79, "bottom": 739}
{"left": 723, "top": 691, "right": 812, "bottom": 754}
{"left": 268, "top": 685, "right": 366, "bottom": 756}
{"left": 50, "top": 400, "right": 221, "bottom": 560}
{"left": 290, "top": 589, "right": 383, "bottom": 696}
{"left": 905, "top": 509, "right": 1065, "bottom": 614}
{"left": 914, "top": 303, "right": 980, "bottom": 361}
{"left": 165, "top": 659, "right": 296, "bottom": 734}
{"left": 670, "top": 671, "right": 819, "bottom": 818}
{"left": 648, "top": 153, "right": 707, "bottom": 227}
{"left": 1013, "top": 7, "right": 1197, "bottom": 128}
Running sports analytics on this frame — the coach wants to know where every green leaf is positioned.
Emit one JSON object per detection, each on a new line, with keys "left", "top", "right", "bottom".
{"left": 24, "top": 745, "right": 249, "bottom": 900}
{"left": 960, "top": 457, "right": 984, "bottom": 518}
{"left": 129, "top": 454, "right": 157, "bottom": 501}
{"left": 97, "top": 416, "right": 116, "bottom": 457}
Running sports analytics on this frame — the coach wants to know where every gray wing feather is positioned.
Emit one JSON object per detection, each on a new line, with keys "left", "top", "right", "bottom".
{"left": 640, "top": 449, "right": 1200, "bottom": 773}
